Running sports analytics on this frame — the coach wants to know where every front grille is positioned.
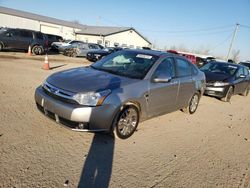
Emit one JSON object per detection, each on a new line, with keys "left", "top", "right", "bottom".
{"left": 43, "top": 82, "right": 77, "bottom": 104}
{"left": 206, "top": 82, "right": 215, "bottom": 87}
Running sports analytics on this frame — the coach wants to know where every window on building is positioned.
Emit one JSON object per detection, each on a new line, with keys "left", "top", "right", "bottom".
{"left": 129, "top": 45, "right": 134, "bottom": 49}
{"left": 122, "top": 44, "right": 128, "bottom": 48}
{"left": 105, "top": 40, "right": 110, "bottom": 47}
{"left": 97, "top": 40, "right": 102, "bottom": 45}
{"left": 136, "top": 46, "right": 141, "bottom": 49}
{"left": 114, "top": 42, "right": 119, "bottom": 47}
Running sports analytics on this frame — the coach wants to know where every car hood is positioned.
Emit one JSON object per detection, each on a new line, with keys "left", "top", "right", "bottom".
{"left": 46, "top": 67, "right": 139, "bottom": 93}
{"left": 203, "top": 71, "right": 231, "bottom": 82}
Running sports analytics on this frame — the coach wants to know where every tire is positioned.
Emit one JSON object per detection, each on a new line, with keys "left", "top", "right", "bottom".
{"left": 183, "top": 92, "right": 200, "bottom": 114}
{"left": 242, "top": 86, "right": 249, "bottom": 96}
{"left": 32, "top": 45, "right": 43, "bottom": 55}
{"left": 0, "top": 43, "right": 3, "bottom": 51}
{"left": 111, "top": 106, "right": 139, "bottom": 139}
{"left": 221, "top": 86, "right": 233, "bottom": 102}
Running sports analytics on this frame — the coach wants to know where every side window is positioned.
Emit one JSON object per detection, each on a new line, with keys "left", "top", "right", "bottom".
{"left": 191, "top": 64, "right": 198, "bottom": 75}
{"left": 243, "top": 68, "right": 249, "bottom": 76}
{"left": 153, "top": 58, "right": 175, "bottom": 78}
{"left": 89, "top": 44, "right": 99, "bottom": 49}
{"left": 8, "top": 30, "right": 20, "bottom": 37}
{"left": 35, "top": 32, "right": 44, "bottom": 40}
{"left": 175, "top": 58, "right": 192, "bottom": 77}
{"left": 20, "top": 31, "right": 33, "bottom": 38}
{"left": 236, "top": 68, "right": 244, "bottom": 78}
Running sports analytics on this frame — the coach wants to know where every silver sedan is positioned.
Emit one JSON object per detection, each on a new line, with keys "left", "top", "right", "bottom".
{"left": 35, "top": 49, "right": 206, "bottom": 139}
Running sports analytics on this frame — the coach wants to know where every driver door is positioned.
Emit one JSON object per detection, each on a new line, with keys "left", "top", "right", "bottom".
{"left": 148, "top": 58, "right": 179, "bottom": 117}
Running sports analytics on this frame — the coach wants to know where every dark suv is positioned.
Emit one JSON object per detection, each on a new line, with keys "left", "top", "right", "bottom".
{"left": 0, "top": 28, "right": 48, "bottom": 55}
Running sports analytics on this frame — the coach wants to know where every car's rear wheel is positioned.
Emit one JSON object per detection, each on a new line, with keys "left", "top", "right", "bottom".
{"left": 32, "top": 45, "right": 43, "bottom": 55}
{"left": 221, "top": 86, "right": 233, "bottom": 102}
{"left": 112, "top": 106, "right": 139, "bottom": 139}
{"left": 183, "top": 92, "right": 200, "bottom": 114}
{"left": 242, "top": 86, "right": 249, "bottom": 96}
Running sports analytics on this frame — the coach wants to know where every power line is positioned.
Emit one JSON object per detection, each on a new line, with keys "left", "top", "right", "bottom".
{"left": 138, "top": 25, "right": 234, "bottom": 33}
{"left": 149, "top": 29, "right": 233, "bottom": 37}
{"left": 240, "top": 24, "right": 250, "bottom": 29}
{"left": 209, "top": 31, "right": 234, "bottom": 52}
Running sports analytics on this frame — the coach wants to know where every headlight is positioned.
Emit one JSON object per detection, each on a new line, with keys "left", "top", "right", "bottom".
{"left": 213, "top": 82, "right": 229, "bottom": 87}
{"left": 72, "top": 90, "right": 111, "bottom": 106}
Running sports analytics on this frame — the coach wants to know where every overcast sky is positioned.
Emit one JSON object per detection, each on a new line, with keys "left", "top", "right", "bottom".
{"left": 1, "top": 0, "right": 250, "bottom": 60}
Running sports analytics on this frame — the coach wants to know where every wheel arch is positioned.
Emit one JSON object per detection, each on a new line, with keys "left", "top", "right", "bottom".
{"left": 110, "top": 100, "right": 141, "bottom": 131}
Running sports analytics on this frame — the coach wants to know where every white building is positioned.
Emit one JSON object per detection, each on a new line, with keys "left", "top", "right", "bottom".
{"left": 0, "top": 6, "right": 151, "bottom": 48}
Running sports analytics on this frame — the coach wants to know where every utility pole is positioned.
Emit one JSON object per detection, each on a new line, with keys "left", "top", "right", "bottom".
{"left": 96, "top": 16, "right": 101, "bottom": 26}
{"left": 226, "top": 23, "right": 240, "bottom": 61}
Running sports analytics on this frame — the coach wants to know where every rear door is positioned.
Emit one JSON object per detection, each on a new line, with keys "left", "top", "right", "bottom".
{"left": 234, "top": 67, "right": 248, "bottom": 94}
{"left": 175, "top": 58, "right": 195, "bottom": 109}
{"left": 18, "top": 30, "right": 33, "bottom": 49}
{"left": 148, "top": 57, "right": 179, "bottom": 117}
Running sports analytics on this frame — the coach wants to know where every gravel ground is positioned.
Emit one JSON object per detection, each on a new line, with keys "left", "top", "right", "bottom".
{"left": 0, "top": 52, "right": 250, "bottom": 188}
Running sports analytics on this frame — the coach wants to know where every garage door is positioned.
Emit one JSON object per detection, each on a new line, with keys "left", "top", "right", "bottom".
{"left": 40, "top": 25, "right": 60, "bottom": 35}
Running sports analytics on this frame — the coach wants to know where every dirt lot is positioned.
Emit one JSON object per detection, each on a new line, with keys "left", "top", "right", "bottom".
{"left": 0, "top": 52, "right": 250, "bottom": 188}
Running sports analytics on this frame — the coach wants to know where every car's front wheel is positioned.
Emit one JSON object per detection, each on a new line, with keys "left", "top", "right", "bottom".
{"left": 183, "top": 92, "right": 200, "bottom": 114}
{"left": 0, "top": 42, "right": 3, "bottom": 51}
{"left": 112, "top": 106, "right": 139, "bottom": 139}
{"left": 221, "top": 86, "right": 233, "bottom": 102}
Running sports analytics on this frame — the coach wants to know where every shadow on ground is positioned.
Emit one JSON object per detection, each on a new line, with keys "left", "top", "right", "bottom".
{"left": 78, "top": 133, "right": 115, "bottom": 188}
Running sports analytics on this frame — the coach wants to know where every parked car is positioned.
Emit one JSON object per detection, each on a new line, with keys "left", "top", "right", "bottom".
{"left": 52, "top": 40, "right": 85, "bottom": 53}
{"left": 0, "top": 27, "right": 48, "bottom": 55}
{"left": 239, "top": 61, "right": 250, "bottom": 72}
{"left": 45, "top": 34, "right": 63, "bottom": 48}
{"left": 86, "top": 47, "right": 123, "bottom": 62}
{"left": 200, "top": 61, "right": 250, "bottom": 102}
{"left": 63, "top": 43, "right": 104, "bottom": 57}
{"left": 35, "top": 49, "right": 205, "bottom": 139}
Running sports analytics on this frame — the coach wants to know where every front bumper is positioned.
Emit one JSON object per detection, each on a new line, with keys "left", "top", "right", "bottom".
{"left": 204, "top": 86, "right": 229, "bottom": 98}
{"left": 35, "top": 86, "right": 116, "bottom": 131}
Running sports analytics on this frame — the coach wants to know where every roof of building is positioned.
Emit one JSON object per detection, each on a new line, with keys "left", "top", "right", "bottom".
{"left": 0, "top": 6, "right": 151, "bottom": 44}
{"left": 75, "top": 26, "right": 131, "bottom": 36}
{"left": 0, "top": 6, "right": 86, "bottom": 29}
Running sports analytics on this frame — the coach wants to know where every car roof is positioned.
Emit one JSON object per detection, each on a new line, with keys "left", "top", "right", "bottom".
{"left": 123, "top": 49, "right": 172, "bottom": 57}
{"left": 209, "top": 61, "right": 247, "bottom": 68}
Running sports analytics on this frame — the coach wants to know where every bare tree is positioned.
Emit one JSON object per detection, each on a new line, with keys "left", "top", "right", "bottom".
{"left": 72, "top": 20, "right": 81, "bottom": 24}
{"left": 231, "top": 49, "right": 240, "bottom": 62}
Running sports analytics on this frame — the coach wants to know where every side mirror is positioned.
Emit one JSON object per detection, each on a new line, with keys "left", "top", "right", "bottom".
{"left": 153, "top": 73, "right": 172, "bottom": 83}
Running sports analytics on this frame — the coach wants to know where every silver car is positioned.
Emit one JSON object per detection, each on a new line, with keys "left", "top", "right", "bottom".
{"left": 35, "top": 50, "right": 206, "bottom": 139}
{"left": 63, "top": 43, "right": 103, "bottom": 57}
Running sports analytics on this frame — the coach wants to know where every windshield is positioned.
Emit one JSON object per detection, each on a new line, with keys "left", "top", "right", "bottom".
{"left": 91, "top": 50, "right": 159, "bottom": 79}
{"left": 200, "top": 62, "right": 238, "bottom": 76}
{"left": 240, "top": 62, "right": 250, "bottom": 69}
